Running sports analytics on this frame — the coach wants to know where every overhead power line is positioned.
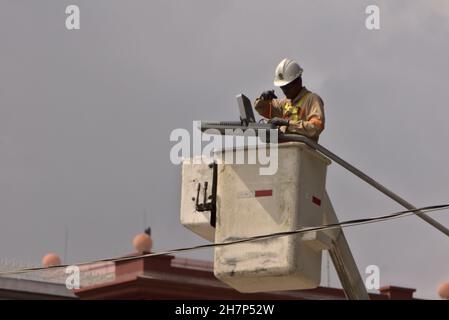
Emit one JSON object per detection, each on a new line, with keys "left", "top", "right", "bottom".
{"left": 0, "top": 204, "right": 448, "bottom": 277}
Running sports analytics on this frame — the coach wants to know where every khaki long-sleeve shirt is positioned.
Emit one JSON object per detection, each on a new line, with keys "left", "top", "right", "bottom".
{"left": 254, "top": 87, "right": 325, "bottom": 141}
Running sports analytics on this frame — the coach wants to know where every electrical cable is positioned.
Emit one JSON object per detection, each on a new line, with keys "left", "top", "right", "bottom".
{"left": 0, "top": 204, "right": 448, "bottom": 276}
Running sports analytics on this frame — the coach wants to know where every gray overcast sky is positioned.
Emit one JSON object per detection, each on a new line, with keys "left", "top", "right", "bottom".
{"left": 1, "top": 0, "right": 449, "bottom": 299}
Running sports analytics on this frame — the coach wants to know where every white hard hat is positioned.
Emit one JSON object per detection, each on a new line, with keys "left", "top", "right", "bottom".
{"left": 273, "top": 58, "right": 303, "bottom": 87}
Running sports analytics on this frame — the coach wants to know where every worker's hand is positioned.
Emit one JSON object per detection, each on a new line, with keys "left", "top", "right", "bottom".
{"left": 268, "top": 117, "right": 289, "bottom": 127}
{"left": 259, "top": 90, "right": 277, "bottom": 101}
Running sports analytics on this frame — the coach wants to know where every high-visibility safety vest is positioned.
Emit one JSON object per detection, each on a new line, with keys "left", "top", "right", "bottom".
{"left": 282, "top": 92, "right": 311, "bottom": 122}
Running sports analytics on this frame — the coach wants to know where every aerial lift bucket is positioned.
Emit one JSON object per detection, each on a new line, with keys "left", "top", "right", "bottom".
{"left": 180, "top": 142, "right": 332, "bottom": 292}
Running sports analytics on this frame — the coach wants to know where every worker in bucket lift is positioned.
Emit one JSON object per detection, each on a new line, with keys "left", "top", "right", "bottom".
{"left": 254, "top": 58, "right": 325, "bottom": 142}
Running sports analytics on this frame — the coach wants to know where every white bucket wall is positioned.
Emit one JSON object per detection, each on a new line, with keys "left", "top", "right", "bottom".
{"left": 180, "top": 157, "right": 216, "bottom": 242}
{"left": 213, "top": 142, "right": 331, "bottom": 293}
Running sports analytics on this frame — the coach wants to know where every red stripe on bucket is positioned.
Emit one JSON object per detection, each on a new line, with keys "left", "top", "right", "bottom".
{"left": 312, "top": 196, "right": 321, "bottom": 206}
{"left": 255, "top": 189, "right": 273, "bottom": 197}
